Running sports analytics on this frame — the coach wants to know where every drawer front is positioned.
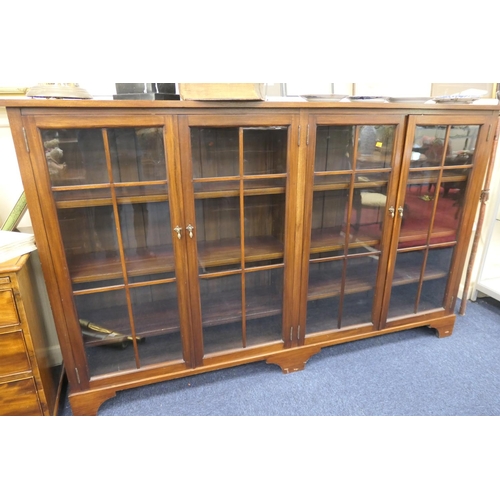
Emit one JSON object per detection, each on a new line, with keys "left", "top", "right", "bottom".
{"left": 0, "top": 331, "right": 31, "bottom": 376}
{"left": 0, "top": 377, "right": 42, "bottom": 416}
{"left": 0, "top": 289, "right": 20, "bottom": 327}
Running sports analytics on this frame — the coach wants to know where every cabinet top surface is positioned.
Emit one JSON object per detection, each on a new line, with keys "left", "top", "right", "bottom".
{"left": 1, "top": 98, "right": 499, "bottom": 113}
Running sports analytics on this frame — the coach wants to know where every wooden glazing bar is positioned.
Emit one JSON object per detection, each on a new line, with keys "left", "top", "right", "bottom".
{"left": 52, "top": 183, "right": 111, "bottom": 192}
{"left": 53, "top": 181, "right": 169, "bottom": 194}
{"left": 199, "top": 269, "right": 243, "bottom": 279}
{"left": 197, "top": 173, "right": 288, "bottom": 181}
{"left": 193, "top": 186, "right": 285, "bottom": 199}
{"left": 414, "top": 248, "right": 430, "bottom": 314}
{"left": 73, "top": 284, "right": 125, "bottom": 296}
{"left": 243, "top": 263, "right": 284, "bottom": 273}
{"left": 102, "top": 129, "right": 141, "bottom": 369}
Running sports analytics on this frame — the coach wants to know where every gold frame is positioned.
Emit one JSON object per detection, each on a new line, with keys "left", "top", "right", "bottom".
{"left": 0, "top": 86, "right": 29, "bottom": 96}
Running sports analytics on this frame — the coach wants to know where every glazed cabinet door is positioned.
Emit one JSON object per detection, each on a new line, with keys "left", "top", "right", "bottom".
{"left": 178, "top": 114, "right": 299, "bottom": 365}
{"left": 382, "top": 115, "right": 495, "bottom": 325}
{"left": 299, "top": 114, "right": 406, "bottom": 340}
{"left": 25, "top": 115, "right": 192, "bottom": 384}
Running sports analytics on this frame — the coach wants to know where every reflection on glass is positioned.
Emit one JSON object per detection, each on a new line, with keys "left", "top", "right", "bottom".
{"left": 115, "top": 184, "right": 168, "bottom": 201}
{"left": 245, "top": 194, "right": 285, "bottom": 267}
{"left": 419, "top": 247, "right": 453, "bottom": 312}
{"left": 191, "top": 127, "right": 239, "bottom": 178}
{"left": 310, "top": 189, "right": 349, "bottom": 254}
{"left": 200, "top": 274, "right": 243, "bottom": 354}
{"left": 245, "top": 268, "right": 283, "bottom": 346}
{"left": 118, "top": 201, "right": 175, "bottom": 281}
{"left": 108, "top": 127, "right": 167, "bottom": 182}
{"left": 243, "top": 128, "right": 287, "bottom": 175}
{"left": 356, "top": 125, "right": 395, "bottom": 169}
{"left": 411, "top": 125, "right": 447, "bottom": 167}
{"left": 131, "top": 283, "right": 183, "bottom": 366}
{"left": 57, "top": 204, "right": 121, "bottom": 286}
{"left": 350, "top": 175, "right": 389, "bottom": 251}
{"left": 306, "top": 259, "right": 343, "bottom": 332}
{"left": 431, "top": 172, "right": 469, "bottom": 244}
{"left": 398, "top": 172, "right": 437, "bottom": 248}
{"left": 388, "top": 250, "right": 425, "bottom": 317}
{"left": 315, "top": 126, "right": 354, "bottom": 171}
{"left": 76, "top": 289, "right": 136, "bottom": 377}
{"left": 41, "top": 128, "right": 108, "bottom": 186}
{"left": 195, "top": 197, "right": 241, "bottom": 274}
{"left": 194, "top": 180, "right": 239, "bottom": 197}
{"left": 445, "top": 125, "right": 479, "bottom": 166}
{"left": 306, "top": 254, "right": 378, "bottom": 334}
{"left": 53, "top": 188, "right": 112, "bottom": 208}
{"left": 342, "top": 255, "right": 378, "bottom": 327}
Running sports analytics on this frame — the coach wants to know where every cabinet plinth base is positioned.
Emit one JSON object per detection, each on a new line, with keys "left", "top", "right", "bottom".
{"left": 428, "top": 315, "right": 456, "bottom": 338}
{"left": 68, "top": 388, "right": 117, "bottom": 416}
{"left": 266, "top": 345, "right": 322, "bottom": 374}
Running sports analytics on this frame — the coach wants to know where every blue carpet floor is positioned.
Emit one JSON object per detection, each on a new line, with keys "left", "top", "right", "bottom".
{"left": 59, "top": 297, "right": 500, "bottom": 416}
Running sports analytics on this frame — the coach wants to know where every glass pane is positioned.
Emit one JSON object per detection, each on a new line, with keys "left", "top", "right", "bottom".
{"left": 398, "top": 171, "right": 438, "bottom": 248}
{"left": 350, "top": 173, "right": 389, "bottom": 252}
{"left": 42, "top": 128, "right": 108, "bottom": 186}
{"left": 108, "top": 127, "right": 167, "bottom": 182}
{"left": 388, "top": 250, "right": 425, "bottom": 317}
{"left": 445, "top": 125, "right": 479, "bottom": 166}
{"left": 310, "top": 187, "right": 350, "bottom": 255}
{"left": 117, "top": 201, "right": 176, "bottom": 281}
{"left": 57, "top": 204, "right": 122, "bottom": 287}
{"left": 195, "top": 197, "right": 241, "bottom": 274}
{"left": 245, "top": 194, "right": 285, "bottom": 268}
{"left": 431, "top": 170, "right": 470, "bottom": 245}
{"left": 130, "top": 283, "right": 183, "bottom": 366}
{"left": 53, "top": 187, "right": 112, "bottom": 207}
{"left": 200, "top": 274, "right": 243, "bottom": 354}
{"left": 243, "top": 128, "right": 287, "bottom": 175}
{"left": 356, "top": 125, "right": 395, "bottom": 169}
{"left": 411, "top": 125, "right": 447, "bottom": 167}
{"left": 306, "top": 259, "right": 343, "bottom": 334}
{"left": 341, "top": 255, "right": 379, "bottom": 327}
{"left": 76, "top": 289, "right": 136, "bottom": 377}
{"left": 419, "top": 246, "right": 453, "bottom": 312}
{"left": 244, "top": 177, "right": 286, "bottom": 194}
{"left": 115, "top": 184, "right": 168, "bottom": 202}
{"left": 194, "top": 180, "right": 239, "bottom": 198}
{"left": 191, "top": 127, "right": 239, "bottom": 178}
{"left": 246, "top": 268, "right": 283, "bottom": 346}
{"left": 315, "top": 126, "right": 354, "bottom": 172}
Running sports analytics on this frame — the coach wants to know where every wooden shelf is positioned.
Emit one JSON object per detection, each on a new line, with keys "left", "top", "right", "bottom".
{"left": 68, "top": 246, "right": 175, "bottom": 284}
{"left": 201, "top": 288, "right": 283, "bottom": 328}
{"left": 307, "top": 262, "right": 378, "bottom": 301}
{"left": 194, "top": 179, "right": 286, "bottom": 199}
{"left": 313, "top": 180, "right": 387, "bottom": 192}
{"left": 82, "top": 299, "right": 181, "bottom": 347}
{"left": 55, "top": 191, "right": 169, "bottom": 209}
{"left": 197, "top": 236, "right": 284, "bottom": 269}
{"left": 310, "top": 227, "right": 379, "bottom": 254}
{"left": 307, "top": 261, "right": 447, "bottom": 303}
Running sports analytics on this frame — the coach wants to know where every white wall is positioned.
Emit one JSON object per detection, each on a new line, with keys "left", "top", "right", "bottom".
{"left": 0, "top": 107, "right": 31, "bottom": 227}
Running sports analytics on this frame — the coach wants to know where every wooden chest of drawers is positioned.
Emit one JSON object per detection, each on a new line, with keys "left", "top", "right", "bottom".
{"left": 0, "top": 253, "right": 62, "bottom": 416}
